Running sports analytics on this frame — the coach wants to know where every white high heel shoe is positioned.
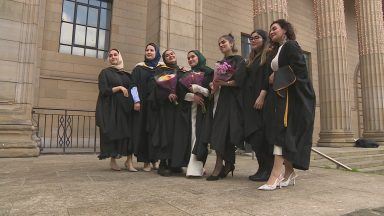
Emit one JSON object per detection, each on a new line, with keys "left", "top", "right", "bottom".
{"left": 257, "top": 175, "right": 284, "bottom": 191}
{"left": 280, "top": 171, "right": 298, "bottom": 187}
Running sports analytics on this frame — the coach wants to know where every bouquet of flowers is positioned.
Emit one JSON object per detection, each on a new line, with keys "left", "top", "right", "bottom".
{"left": 154, "top": 73, "right": 178, "bottom": 104}
{"left": 179, "top": 71, "right": 206, "bottom": 113}
{"left": 179, "top": 71, "right": 205, "bottom": 89}
{"left": 213, "top": 61, "right": 236, "bottom": 82}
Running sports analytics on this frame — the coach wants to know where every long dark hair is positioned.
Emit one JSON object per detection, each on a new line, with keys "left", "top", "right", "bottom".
{"left": 218, "top": 33, "right": 238, "bottom": 53}
{"left": 247, "top": 29, "right": 269, "bottom": 67}
{"left": 269, "top": 19, "right": 297, "bottom": 57}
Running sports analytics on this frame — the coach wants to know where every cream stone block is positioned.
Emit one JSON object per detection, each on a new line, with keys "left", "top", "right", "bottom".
{"left": 73, "top": 64, "right": 103, "bottom": 76}
{"left": 57, "top": 80, "right": 97, "bottom": 93}
{"left": 169, "top": 0, "right": 195, "bottom": 11}
{"left": 41, "top": 60, "right": 74, "bottom": 73}
{"left": 0, "top": 0, "right": 23, "bottom": 22}
{"left": 0, "top": 60, "right": 18, "bottom": 82}
{"left": 0, "top": 82, "right": 16, "bottom": 102}
{"left": 169, "top": 20, "right": 195, "bottom": 38}
{"left": 168, "top": 7, "right": 195, "bottom": 25}
{"left": 168, "top": 33, "right": 195, "bottom": 52}
{"left": 0, "top": 40, "right": 19, "bottom": 62}
{"left": 0, "top": 19, "right": 22, "bottom": 41}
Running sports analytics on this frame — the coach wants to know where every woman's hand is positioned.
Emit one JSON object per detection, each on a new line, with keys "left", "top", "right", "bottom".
{"left": 214, "top": 79, "right": 227, "bottom": 86}
{"left": 269, "top": 72, "right": 275, "bottom": 85}
{"left": 253, "top": 90, "right": 267, "bottom": 110}
{"left": 168, "top": 93, "right": 178, "bottom": 102}
{"left": 112, "top": 86, "right": 129, "bottom": 97}
{"left": 193, "top": 94, "right": 204, "bottom": 106}
{"left": 254, "top": 96, "right": 265, "bottom": 110}
{"left": 133, "top": 102, "right": 141, "bottom": 111}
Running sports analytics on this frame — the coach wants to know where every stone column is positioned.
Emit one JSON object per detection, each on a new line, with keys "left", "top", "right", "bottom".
{"left": 253, "top": 0, "right": 288, "bottom": 31}
{"left": 314, "top": 0, "right": 354, "bottom": 147}
{"left": 0, "top": 0, "right": 40, "bottom": 157}
{"left": 355, "top": 0, "right": 384, "bottom": 145}
{"left": 156, "top": 0, "right": 203, "bottom": 68}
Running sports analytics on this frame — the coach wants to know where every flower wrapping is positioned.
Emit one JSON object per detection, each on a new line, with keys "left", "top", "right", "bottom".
{"left": 213, "top": 61, "right": 236, "bottom": 82}
{"left": 155, "top": 73, "right": 177, "bottom": 94}
{"left": 179, "top": 72, "right": 205, "bottom": 89}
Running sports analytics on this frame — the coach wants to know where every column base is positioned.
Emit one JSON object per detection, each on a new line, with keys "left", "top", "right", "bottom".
{"left": 317, "top": 131, "right": 355, "bottom": 147}
{"left": 362, "top": 132, "right": 384, "bottom": 146}
{"left": 0, "top": 124, "right": 40, "bottom": 158}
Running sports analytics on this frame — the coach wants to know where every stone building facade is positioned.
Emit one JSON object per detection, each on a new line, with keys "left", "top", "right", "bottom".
{"left": 0, "top": 0, "right": 383, "bottom": 157}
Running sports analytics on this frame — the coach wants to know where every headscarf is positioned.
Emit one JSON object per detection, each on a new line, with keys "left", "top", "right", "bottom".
{"left": 162, "top": 49, "right": 179, "bottom": 69}
{"left": 108, "top": 48, "right": 124, "bottom": 70}
{"left": 144, "top": 43, "right": 161, "bottom": 68}
{"left": 188, "top": 50, "right": 207, "bottom": 71}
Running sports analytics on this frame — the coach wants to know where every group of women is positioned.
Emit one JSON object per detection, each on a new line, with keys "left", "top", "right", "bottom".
{"left": 95, "top": 19, "right": 316, "bottom": 191}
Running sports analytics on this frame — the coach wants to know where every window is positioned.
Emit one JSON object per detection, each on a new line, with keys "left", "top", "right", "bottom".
{"left": 241, "top": 33, "right": 251, "bottom": 60}
{"left": 59, "top": 0, "right": 112, "bottom": 59}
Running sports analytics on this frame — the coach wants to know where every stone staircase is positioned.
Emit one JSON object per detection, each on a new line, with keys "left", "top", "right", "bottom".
{"left": 310, "top": 146, "right": 384, "bottom": 174}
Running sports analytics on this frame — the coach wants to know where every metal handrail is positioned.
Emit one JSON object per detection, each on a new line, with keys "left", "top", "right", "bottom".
{"left": 311, "top": 148, "right": 352, "bottom": 171}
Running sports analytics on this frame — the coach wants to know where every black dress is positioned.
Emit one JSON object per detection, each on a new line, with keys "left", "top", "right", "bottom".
{"left": 147, "top": 65, "right": 178, "bottom": 161}
{"left": 131, "top": 63, "right": 158, "bottom": 163}
{"left": 96, "top": 67, "right": 135, "bottom": 159}
{"left": 243, "top": 56, "right": 269, "bottom": 152}
{"left": 264, "top": 40, "right": 316, "bottom": 170}
{"left": 203, "top": 55, "right": 246, "bottom": 165}
{"left": 172, "top": 66, "right": 214, "bottom": 168}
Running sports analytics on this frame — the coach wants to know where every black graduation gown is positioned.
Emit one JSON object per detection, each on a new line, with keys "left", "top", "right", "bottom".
{"left": 243, "top": 57, "right": 269, "bottom": 152}
{"left": 203, "top": 55, "right": 247, "bottom": 164}
{"left": 96, "top": 67, "right": 135, "bottom": 159}
{"left": 131, "top": 64, "right": 158, "bottom": 163}
{"left": 172, "top": 67, "right": 214, "bottom": 167}
{"left": 265, "top": 40, "right": 316, "bottom": 170}
{"left": 147, "top": 66, "right": 178, "bottom": 160}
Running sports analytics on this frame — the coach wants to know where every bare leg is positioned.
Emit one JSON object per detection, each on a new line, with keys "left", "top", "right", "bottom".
{"left": 211, "top": 152, "right": 224, "bottom": 176}
{"left": 283, "top": 160, "right": 294, "bottom": 179}
{"left": 110, "top": 157, "right": 121, "bottom": 171}
{"left": 265, "top": 155, "right": 284, "bottom": 185}
{"left": 125, "top": 155, "right": 138, "bottom": 172}
{"left": 143, "top": 162, "right": 151, "bottom": 172}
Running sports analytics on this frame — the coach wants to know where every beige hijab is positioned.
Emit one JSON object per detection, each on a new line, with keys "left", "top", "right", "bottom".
{"left": 108, "top": 48, "right": 124, "bottom": 70}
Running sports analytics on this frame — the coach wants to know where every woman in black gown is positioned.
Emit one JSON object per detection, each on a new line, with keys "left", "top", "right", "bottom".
{"left": 131, "top": 43, "right": 163, "bottom": 172}
{"left": 258, "top": 19, "right": 316, "bottom": 190}
{"left": 172, "top": 50, "right": 213, "bottom": 177}
{"left": 96, "top": 49, "right": 141, "bottom": 171}
{"left": 205, "top": 34, "right": 246, "bottom": 181}
{"left": 243, "top": 29, "right": 274, "bottom": 182}
{"left": 149, "top": 49, "right": 180, "bottom": 176}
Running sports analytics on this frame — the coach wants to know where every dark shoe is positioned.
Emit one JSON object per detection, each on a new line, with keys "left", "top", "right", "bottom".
{"left": 219, "top": 163, "right": 235, "bottom": 178}
{"left": 248, "top": 171, "right": 261, "bottom": 181}
{"left": 157, "top": 167, "right": 172, "bottom": 177}
{"left": 249, "top": 171, "right": 270, "bottom": 182}
{"left": 171, "top": 167, "right": 183, "bottom": 173}
{"left": 206, "top": 175, "right": 220, "bottom": 181}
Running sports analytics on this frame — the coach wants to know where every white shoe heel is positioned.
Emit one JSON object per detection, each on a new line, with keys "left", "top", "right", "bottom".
{"left": 280, "top": 171, "right": 298, "bottom": 187}
{"left": 258, "top": 176, "right": 284, "bottom": 191}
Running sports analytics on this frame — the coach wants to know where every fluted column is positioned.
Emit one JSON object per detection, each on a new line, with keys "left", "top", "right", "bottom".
{"left": 355, "top": 0, "right": 384, "bottom": 145}
{"left": 314, "top": 0, "right": 354, "bottom": 147}
{"left": 0, "top": 0, "right": 41, "bottom": 157}
{"left": 253, "top": 0, "right": 288, "bottom": 31}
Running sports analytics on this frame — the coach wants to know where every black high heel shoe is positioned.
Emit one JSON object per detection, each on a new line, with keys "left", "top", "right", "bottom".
{"left": 206, "top": 175, "right": 220, "bottom": 181}
{"left": 219, "top": 163, "right": 235, "bottom": 178}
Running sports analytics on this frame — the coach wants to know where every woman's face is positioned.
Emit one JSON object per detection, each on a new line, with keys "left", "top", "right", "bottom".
{"left": 145, "top": 45, "right": 156, "bottom": 60}
{"left": 164, "top": 50, "right": 177, "bottom": 64}
{"left": 250, "top": 32, "right": 263, "bottom": 50}
{"left": 269, "top": 23, "right": 286, "bottom": 43}
{"left": 187, "top": 52, "right": 199, "bottom": 67}
{"left": 218, "top": 38, "right": 233, "bottom": 54}
{"left": 108, "top": 50, "right": 119, "bottom": 65}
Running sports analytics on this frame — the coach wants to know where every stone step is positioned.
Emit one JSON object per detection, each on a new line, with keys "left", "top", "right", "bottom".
{"left": 311, "top": 153, "right": 384, "bottom": 166}
{"left": 359, "top": 165, "right": 384, "bottom": 174}
{"left": 311, "top": 147, "right": 384, "bottom": 160}
{"left": 311, "top": 156, "right": 384, "bottom": 170}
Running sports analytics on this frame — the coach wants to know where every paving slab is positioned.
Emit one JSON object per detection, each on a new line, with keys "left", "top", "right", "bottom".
{"left": 0, "top": 154, "right": 383, "bottom": 216}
